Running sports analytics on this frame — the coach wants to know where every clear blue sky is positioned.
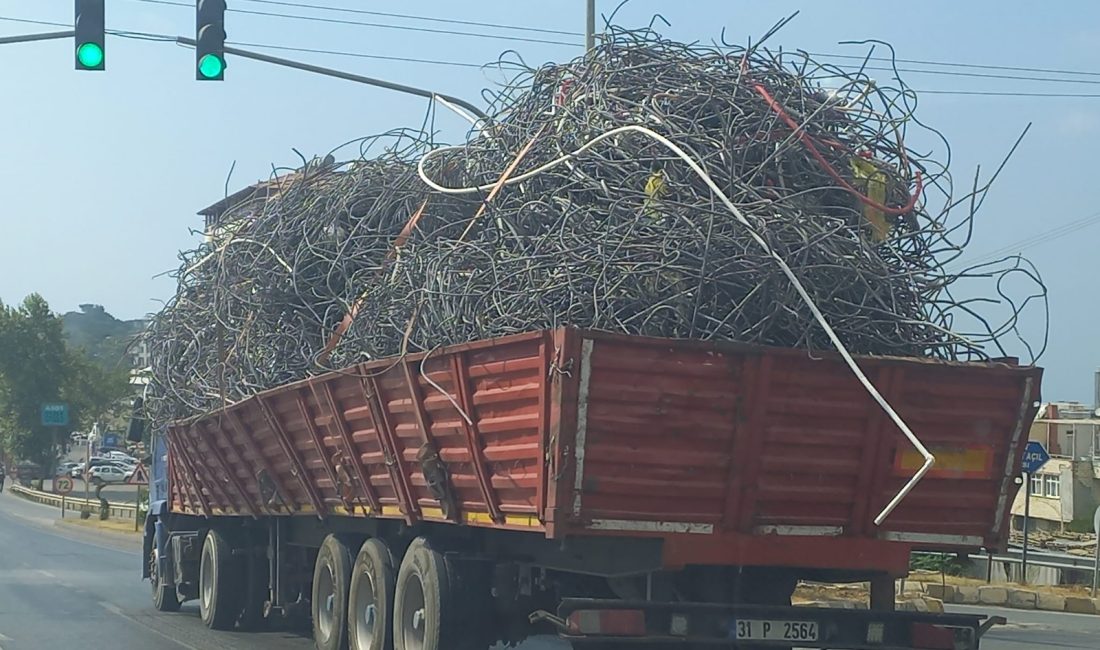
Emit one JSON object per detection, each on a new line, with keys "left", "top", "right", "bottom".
{"left": 0, "top": 0, "right": 1097, "bottom": 402}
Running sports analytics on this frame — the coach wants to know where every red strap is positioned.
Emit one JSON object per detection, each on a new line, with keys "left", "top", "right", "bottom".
{"left": 753, "top": 82, "right": 922, "bottom": 217}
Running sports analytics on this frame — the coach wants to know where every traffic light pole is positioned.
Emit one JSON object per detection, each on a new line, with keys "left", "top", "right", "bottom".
{"left": 175, "top": 37, "right": 489, "bottom": 122}
{"left": 0, "top": 31, "right": 75, "bottom": 46}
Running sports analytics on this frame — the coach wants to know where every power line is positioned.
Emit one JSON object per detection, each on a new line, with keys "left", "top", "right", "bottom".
{"left": 837, "top": 64, "right": 1100, "bottom": 86}
{"left": 131, "top": 0, "right": 582, "bottom": 47}
{"left": 237, "top": 0, "right": 582, "bottom": 37}
{"left": 0, "top": 15, "right": 67, "bottom": 29}
{"left": 226, "top": 40, "right": 485, "bottom": 68}
{"left": 2, "top": 14, "right": 1099, "bottom": 97}
{"left": 917, "top": 89, "right": 1100, "bottom": 97}
{"left": 810, "top": 50, "right": 1100, "bottom": 79}
{"left": 0, "top": 15, "right": 492, "bottom": 69}
{"left": 952, "top": 210, "right": 1100, "bottom": 269}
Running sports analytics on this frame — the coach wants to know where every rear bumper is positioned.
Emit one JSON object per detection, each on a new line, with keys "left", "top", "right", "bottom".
{"left": 535, "top": 598, "right": 1001, "bottom": 649}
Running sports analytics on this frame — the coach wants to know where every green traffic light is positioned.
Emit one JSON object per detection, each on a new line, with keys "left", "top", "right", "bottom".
{"left": 198, "top": 53, "right": 225, "bottom": 79}
{"left": 77, "top": 42, "right": 104, "bottom": 69}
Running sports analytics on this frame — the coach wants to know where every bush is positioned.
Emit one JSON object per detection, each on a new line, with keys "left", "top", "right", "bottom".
{"left": 910, "top": 552, "right": 965, "bottom": 576}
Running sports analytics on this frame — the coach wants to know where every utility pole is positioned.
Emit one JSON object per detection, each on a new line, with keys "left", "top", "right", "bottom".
{"left": 585, "top": 0, "right": 596, "bottom": 52}
{"left": 1021, "top": 471, "right": 1030, "bottom": 585}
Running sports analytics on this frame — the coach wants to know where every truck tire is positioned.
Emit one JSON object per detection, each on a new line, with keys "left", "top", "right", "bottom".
{"left": 348, "top": 538, "right": 395, "bottom": 650}
{"left": 150, "top": 547, "right": 181, "bottom": 613}
{"left": 313, "top": 534, "right": 355, "bottom": 650}
{"left": 393, "top": 537, "right": 492, "bottom": 650}
{"left": 200, "top": 529, "right": 242, "bottom": 630}
{"left": 394, "top": 537, "right": 449, "bottom": 650}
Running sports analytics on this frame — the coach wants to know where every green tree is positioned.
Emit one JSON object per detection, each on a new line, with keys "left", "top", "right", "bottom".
{"left": 0, "top": 295, "right": 130, "bottom": 472}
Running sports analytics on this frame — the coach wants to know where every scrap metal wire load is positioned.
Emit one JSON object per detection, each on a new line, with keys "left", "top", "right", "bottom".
{"left": 145, "top": 26, "right": 1046, "bottom": 426}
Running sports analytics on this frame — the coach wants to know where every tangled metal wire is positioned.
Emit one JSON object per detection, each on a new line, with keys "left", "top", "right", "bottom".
{"left": 145, "top": 24, "right": 1047, "bottom": 425}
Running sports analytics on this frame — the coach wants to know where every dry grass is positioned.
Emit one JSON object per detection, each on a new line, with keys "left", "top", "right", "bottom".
{"left": 60, "top": 517, "right": 141, "bottom": 535}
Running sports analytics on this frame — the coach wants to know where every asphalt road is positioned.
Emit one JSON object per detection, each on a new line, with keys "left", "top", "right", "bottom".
{"left": 0, "top": 488, "right": 1094, "bottom": 649}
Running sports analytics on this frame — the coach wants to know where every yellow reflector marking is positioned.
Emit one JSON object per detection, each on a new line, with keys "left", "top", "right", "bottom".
{"left": 896, "top": 445, "right": 993, "bottom": 479}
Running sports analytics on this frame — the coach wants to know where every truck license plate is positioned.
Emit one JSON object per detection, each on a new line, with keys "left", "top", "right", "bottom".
{"left": 732, "top": 619, "right": 819, "bottom": 642}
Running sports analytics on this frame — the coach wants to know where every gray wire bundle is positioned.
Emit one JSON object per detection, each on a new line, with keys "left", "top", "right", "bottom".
{"left": 144, "top": 25, "right": 1047, "bottom": 427}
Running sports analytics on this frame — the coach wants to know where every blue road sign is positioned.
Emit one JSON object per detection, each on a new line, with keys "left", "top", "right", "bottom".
{"left": 1022, "top": 441, "right": 1050, "bottom": 474}
{"left": 101, "top": 432, "right": 121, "bottom": 450}
{"left": 40, "top": 402, "right": 69, "bottom": 427}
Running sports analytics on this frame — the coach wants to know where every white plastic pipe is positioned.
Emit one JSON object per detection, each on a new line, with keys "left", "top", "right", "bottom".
{"left": 417, "top": 124, "right": 935, "bottom": 525}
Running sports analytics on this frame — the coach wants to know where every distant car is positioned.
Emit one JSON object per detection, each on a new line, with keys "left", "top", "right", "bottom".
{"left": 73, "top": 458, "right": 122, "bottom": 478}
{"left": 56, "top": 462, "right": 79, "bottom": 476}
{"left": 103, "top": 451, "right": 137, "bottom": 463}
{"left": 88, "top": 465, "right": 128, "bottom": 483}
{"left": 70, "top": 432, "right": 87, "bottom": 443}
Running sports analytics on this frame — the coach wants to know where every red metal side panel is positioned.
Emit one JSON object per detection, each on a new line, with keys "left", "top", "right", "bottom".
{"left": 559, "top": 330, "right": 1041, "bottom": 555}
{"left": 167, "top": 326, "right": 1039, "bottom": 564}
{"left": 868, "top": 363, "right": 1039, "bottom": 550}
{"left": 168, "top": 331, "right": 549, "bottom": 532}
{"left": 565, "top": 332, "right": 743, "bottom": 531}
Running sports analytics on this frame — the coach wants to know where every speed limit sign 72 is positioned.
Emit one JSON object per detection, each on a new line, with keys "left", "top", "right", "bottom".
{"left": 55, "top": 476, "right": 74, "bottom": 495}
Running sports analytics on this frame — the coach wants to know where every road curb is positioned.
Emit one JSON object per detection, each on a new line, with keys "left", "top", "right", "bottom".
{"left": 803, "top": 586, "right": 1100, "bottom": 616}
{"left": 929, "top": 582, "right": 1099, "bottom": 615}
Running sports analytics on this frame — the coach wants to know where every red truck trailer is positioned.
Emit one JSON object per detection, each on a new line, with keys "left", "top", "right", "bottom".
{"left": 143, "top": 327, "right": 1040, "bottom": 649}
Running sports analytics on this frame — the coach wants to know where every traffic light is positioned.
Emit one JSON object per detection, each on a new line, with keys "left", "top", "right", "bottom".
{"left": 195, "top": 0, "right": 227, "bottom": 81}
{"left": 74, "top": 0, "right": 105, "bottom": 71}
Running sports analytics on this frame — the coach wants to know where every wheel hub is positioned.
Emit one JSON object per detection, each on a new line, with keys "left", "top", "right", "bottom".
{"left": 200, "top": 546, "right": 214, "bottom": 609}
{"left": 400, "top": 574, "right": 427, "bottom": 650}
{"left": 316, "top": 564, "right": 336, "bottom": 640}
{"left": 353, "top": 571, "right": 379, "bottom": 648}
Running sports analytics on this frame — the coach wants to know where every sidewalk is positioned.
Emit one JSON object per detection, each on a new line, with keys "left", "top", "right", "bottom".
{"left": 795, "top": 573, "right": 1100, "bottom": 616}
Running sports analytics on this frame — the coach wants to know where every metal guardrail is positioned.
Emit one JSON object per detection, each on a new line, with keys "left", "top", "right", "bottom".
{"left": 1000, "top": 545, "right": 1097, "bottom": 571}
{"left": 10, "top": 484, "right": 142, "bottom": 525}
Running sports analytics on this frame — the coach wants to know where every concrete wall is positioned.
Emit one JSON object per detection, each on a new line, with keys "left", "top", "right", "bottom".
{"left": 1010, "top": 459, "right": 1073, "bottom": 528}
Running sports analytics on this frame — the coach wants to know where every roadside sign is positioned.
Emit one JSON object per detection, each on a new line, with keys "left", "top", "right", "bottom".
{"left": 1093, "top": 506, "right": 1100, "bottom": 597}
{"left": 127, "top": 463, "right": 149, "bottom": 485}
{"left": 101, "top": 432, "right": 121, "bottom": 450}
{"left": 1021, "top": 441, "right": 1050, "bottom": 475}
{"left": 40, "top": 402, "right": 69, "bottom": 427}
{"left": 55, "top": 476, "right": 74, "bottom": 495}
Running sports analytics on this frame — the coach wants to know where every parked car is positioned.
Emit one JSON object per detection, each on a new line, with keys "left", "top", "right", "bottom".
{"left": 56, "top": 462, "right": 79, "bottom": 476}
{"left": 102, "top": 450, "right": 137, "bottom": 463}
{"left": 88, "top": 465, "right": 129, "bottom": 483}
{"left": 72, "top": 457, "right": 123, "bottom": 479}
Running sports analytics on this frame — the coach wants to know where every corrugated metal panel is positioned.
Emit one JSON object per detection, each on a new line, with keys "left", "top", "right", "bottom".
{"left": 168, "top": 327, "right": 1040, "bottom": 557}
{"left": 563, "top": 331, "right": 1042, "bottom": 553}
{"left": 169, "top": 331, "right": 549, "bottom": 531}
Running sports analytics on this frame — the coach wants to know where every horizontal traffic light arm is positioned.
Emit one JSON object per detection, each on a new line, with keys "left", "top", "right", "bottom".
{"left": 0, "top": 30, "right": 75, "bottom": 46}
{"left": 175, "top": 36, "right": 489, "bottom": 122}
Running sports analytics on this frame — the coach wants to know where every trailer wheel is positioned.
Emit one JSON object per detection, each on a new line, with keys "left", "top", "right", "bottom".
{"left": 348, "top": 538, "right": 395, "bottom": 650}
{"left": 313, "top": 534, "right": 354, "bottom": 650}
{"left": 396, "top": 536, "right": 491, "bottom": 650}
{"left": 199, "top": 529, "right": 242, "bottom": 630}
{"left": 150, "top": 547, "right": 181, "bottom": 613}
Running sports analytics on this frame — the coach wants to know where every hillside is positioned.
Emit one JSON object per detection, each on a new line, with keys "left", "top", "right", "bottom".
{"left": 61, "top": 304, "right": 145, "bottom": 370}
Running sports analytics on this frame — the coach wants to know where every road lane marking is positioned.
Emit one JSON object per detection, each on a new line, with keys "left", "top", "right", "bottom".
{"left": 99, "top": 600, "right": 123, "bottom": 616}
{"left": 36, "top": 569, "right": 55, "bottom": 579}
{"left": 98, "top": 601, "right": 203, "bottom": 650}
